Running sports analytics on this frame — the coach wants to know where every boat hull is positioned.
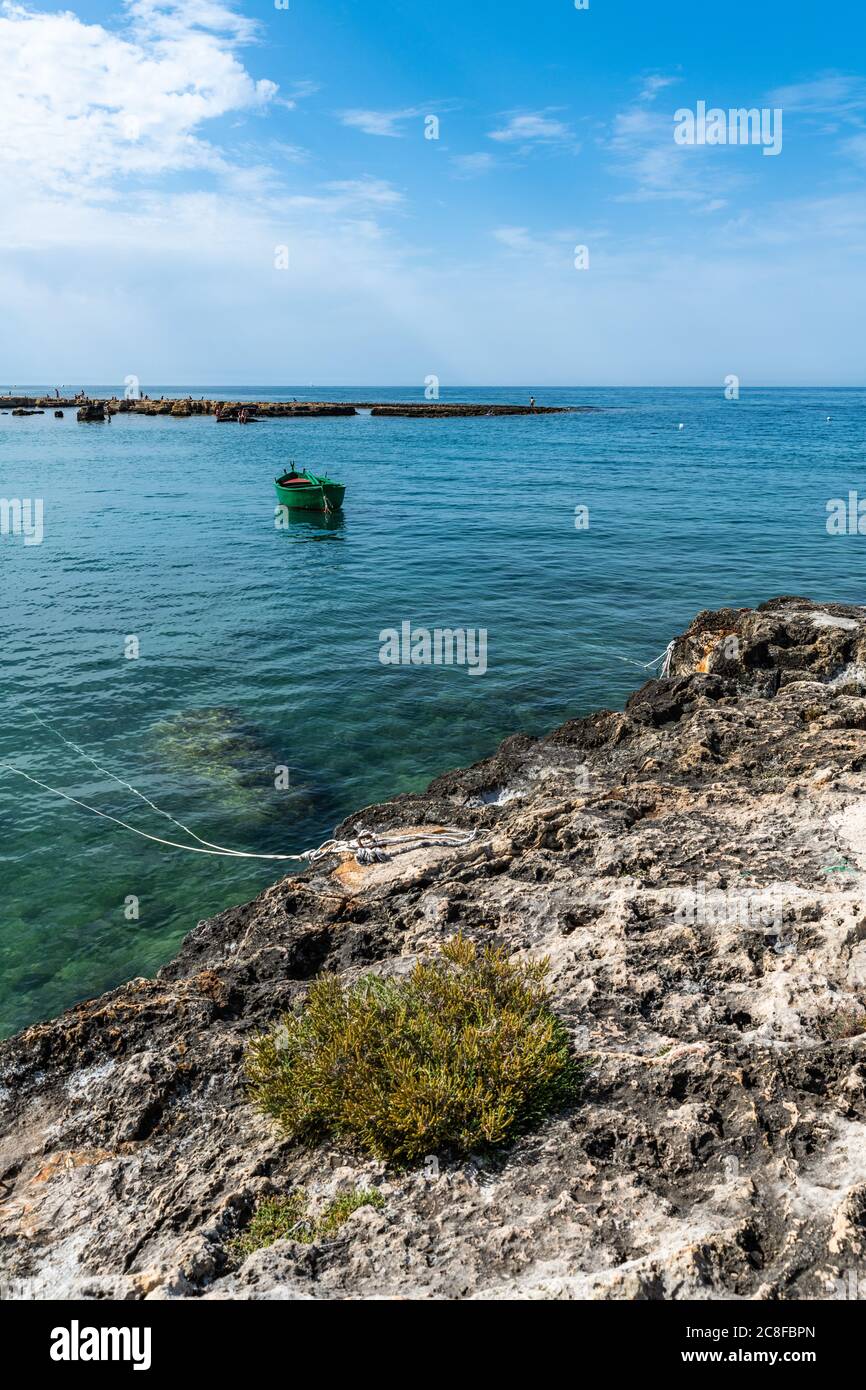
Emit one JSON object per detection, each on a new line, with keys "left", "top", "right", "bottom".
{"left": 274, "top": 477, "right": 345, "bottom": 511}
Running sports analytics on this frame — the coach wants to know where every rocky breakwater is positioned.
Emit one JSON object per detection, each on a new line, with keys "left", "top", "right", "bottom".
{"left": 369, "top": 403, "right": 582, "bottom": 417}
{"left": 120, "top": 400, "right": 357, "bottom": 418}
{"left": 2, "top": 595, "right": 866, "bottom": 1301}
{"left": 2, "top": 398, "right": 587, "bottom": 420}
{"left": 252, "top": 403, "right": 357, "bottom": 418}
{"left": 115, "top": 398, "right": 211, "bottom": 416}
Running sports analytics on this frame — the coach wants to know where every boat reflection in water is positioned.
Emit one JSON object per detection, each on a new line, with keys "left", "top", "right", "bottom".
{"left": 277, "top": 508, "right": 346, "bottom": 540}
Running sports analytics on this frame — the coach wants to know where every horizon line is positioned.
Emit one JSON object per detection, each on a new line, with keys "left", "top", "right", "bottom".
{"left": 3, "top": 383, "right": 865, "bottom": 392}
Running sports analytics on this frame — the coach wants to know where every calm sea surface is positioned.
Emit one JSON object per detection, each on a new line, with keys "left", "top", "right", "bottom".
{"left": 1, "top": 385, "right": 863, "bottom": 1036}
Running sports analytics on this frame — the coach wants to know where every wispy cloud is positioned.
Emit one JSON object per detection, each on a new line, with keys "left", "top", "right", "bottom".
{"left": 766, "top": 73, "right": 866, "bottom": 166}
{"left": 487, "top": 110, "right": 577, "bottom": 149}
{"left": 767, "top": 74, "right": 866, "bottom": 117}
{"left": 450, "top": 152, "right": 495, "bottom": 178}
{"left": 606, "top": 77, "right": 738, "bottom": 208}
{"left": 287, "top": 80, "right": 321, "bottom": 101}
{"left": 321, "top": 178, "right": 404, "bottom": 209}
{"left": 638, "top": 74, "right": 680, "bottom": 102}
{"left": 338, "top": 106, "right": 427, "bottom": 137}
{"left": 720, "top": 192, "right": 866, "bottom": 250}
{"left": 492, "top": 224, "right": 589, "bottom": 267}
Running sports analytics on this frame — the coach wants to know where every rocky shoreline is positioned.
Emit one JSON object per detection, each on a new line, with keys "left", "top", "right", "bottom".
{"left": 2, "top": 596, "right": 866, "bottom": 1301}
{"left": 1, "top": 397, "right": 582, "bottom": 419}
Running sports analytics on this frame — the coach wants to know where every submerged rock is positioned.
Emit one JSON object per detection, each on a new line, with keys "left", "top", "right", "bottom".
{"left": 3, "top": 597, "right": 866, "bottom": 1300}
{"left": 148, "top": 707, "right": 314, "bottom": 817}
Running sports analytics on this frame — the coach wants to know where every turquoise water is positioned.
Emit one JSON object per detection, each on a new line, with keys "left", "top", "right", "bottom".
{"left": 1, "top": 386, "right": 863, "bottom": 1036}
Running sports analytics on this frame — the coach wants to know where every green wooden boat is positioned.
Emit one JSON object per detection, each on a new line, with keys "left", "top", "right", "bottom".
{"left": 274, "top": 467, "right": 346, "bottom": 513}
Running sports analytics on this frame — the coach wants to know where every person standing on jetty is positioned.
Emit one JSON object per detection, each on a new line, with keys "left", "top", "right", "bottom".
{"left": 529, "top": 396, "right": 536, "bottom": 410}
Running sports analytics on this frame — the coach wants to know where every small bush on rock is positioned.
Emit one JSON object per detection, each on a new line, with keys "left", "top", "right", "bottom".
{"left": 230, "top": 1188, "right": 383, "bottom": 1261}
{"left": 245, "top": 935, "right": 577, "bottom": 1166}
{"left": 230, "top": 1192, "right": 307, "bottom": 1260}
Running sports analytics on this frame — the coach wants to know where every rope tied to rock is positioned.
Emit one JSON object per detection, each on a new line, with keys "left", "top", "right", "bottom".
{"left": 601, "top": 638, "right": 676, "bottom": 677}
{"left": 306, "top": 828, "right": 478, "bottom": 865}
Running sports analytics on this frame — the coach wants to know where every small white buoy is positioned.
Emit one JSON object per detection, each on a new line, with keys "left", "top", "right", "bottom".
{"left": 827, "top": 416, "right": 832, "bottom": 422}
{"left": 678, "top": 422, "right": 684, "bottom": 430}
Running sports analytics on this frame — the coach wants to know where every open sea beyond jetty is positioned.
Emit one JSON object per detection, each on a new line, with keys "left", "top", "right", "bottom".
{"left": 0, "top": 384, "right": 863, "bottom": 1036}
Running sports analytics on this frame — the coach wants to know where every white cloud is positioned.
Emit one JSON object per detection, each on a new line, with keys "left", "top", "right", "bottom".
{"left": 0, "top": 0, "right": 420, "bottom": 382}
{"left": 127, "top": 0, "right": 258, "bottom": 43}
{"left": 638, "top": 74, "right": 680, "bottom": 102}
{"left": 273, "top": 177, "right": 403, "bottom": 215}
{"left": 321, "top": 178, "right": 404, "bottom": 209}
{"left": 487, "top": 111, "right": 575, "bottom": 147}
{"left": 492, "top": 224, "right": 586, "bottom": 266}
{"left": 0, "top": 0, "right": 277, "bottom": 192}
{"left": 338, "top": 107, "right": 425, "bottom": 137}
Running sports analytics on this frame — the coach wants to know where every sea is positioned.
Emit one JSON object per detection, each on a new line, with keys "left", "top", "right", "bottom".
{"left": 0, "top": 385, "right": 863, "bottom": 1036}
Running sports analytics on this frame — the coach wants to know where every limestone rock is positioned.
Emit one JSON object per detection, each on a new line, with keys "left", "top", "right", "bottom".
{"left": 3, "top": 597, "right": 866, "bottom": 1301}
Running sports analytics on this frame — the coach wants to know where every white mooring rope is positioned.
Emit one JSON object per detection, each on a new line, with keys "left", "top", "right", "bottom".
{"left": 598, "top": 639, "right": 676, "bottom": 677}
{"left": 1, "top": 711, "right": 477, "bottom": 865}
{"left": 0, "top": 761, "right": 476, "bottom": 864}
{"left": 21, "top": 705, "right": 249, "bottom": 856}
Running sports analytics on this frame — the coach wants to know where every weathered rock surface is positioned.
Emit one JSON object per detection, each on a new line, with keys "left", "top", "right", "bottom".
{"left": 2, "top": 596, "right": 866, "bottom": 1301}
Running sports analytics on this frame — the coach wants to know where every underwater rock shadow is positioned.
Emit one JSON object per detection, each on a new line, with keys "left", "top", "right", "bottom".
{"left": 148, "top": 707, "right": 319, "bottom": 823}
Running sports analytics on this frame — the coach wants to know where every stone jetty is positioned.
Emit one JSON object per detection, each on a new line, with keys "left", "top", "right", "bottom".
{"left": 1, "top": 396, "right": 584, "bottom": 419}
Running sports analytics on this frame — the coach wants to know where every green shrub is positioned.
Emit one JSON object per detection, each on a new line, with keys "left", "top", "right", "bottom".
{"left": 245, "top": 935, "right": 577, "bottom": 1166}
{"left": 230, "top": 1192, "right": 308, "bottom": 1260}
{"left": 229, "top": 1188, "right": 383, "bottom": 1262}
{"left": 316, "top": 1189, "right": 385, "bottom": 1238}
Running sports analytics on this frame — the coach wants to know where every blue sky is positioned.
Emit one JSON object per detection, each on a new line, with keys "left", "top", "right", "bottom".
{"left": 1, "top": 0, "right": 864, "bottom": 384}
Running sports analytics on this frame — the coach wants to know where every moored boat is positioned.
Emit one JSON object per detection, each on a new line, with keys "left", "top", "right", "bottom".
{"left": 274, "top": 467, "right": 346, "bottom": 513}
